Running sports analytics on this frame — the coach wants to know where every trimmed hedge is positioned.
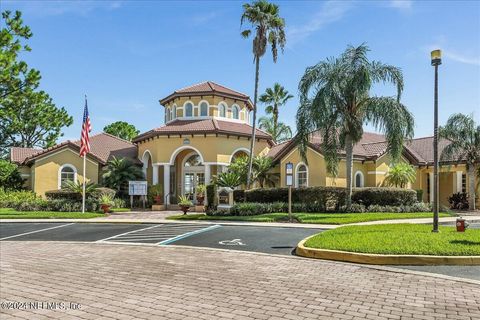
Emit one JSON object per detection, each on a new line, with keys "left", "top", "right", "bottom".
{"left": 239, "top": 187, "right": 346, "bottom": 212}
{"left": 351, "top": 187, "right": 417, "bottom": 207}
{"left": 206, "top": 184, "right": 217, "bottom": 210}
{"left": 45, "top": 187, "right": 116, "bottom": 202}
{"left": 207, "top": 201, "right": 433, "bottom": 216}
{"left": 235, "top": 186, "right": 417, "bottom": 209}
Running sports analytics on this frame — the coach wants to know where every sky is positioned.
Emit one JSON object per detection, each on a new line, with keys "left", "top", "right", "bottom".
{"left": 2, "top": 0, "right": 480, "bottom": 142}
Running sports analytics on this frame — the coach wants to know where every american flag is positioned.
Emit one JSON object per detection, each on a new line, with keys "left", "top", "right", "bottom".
{"left": 79, "top": 96, "right": 91, "bottom": 157}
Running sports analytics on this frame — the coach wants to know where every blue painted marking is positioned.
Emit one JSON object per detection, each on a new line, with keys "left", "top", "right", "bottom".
{"left": 157, "top": 224, "right": 221, "bottom": 245}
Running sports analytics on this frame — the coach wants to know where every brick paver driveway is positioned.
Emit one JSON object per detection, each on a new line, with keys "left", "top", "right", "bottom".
{"left": 1, "top": 242, "right": 479, "bottom": 320}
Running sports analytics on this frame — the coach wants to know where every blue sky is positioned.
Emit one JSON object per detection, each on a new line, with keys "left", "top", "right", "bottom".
{"left": 3, "top": 0, "right": 479, "bottom": 142}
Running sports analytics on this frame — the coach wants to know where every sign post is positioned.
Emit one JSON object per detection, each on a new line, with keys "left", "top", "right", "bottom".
{"left": 128, "top": 181, "right": 148, "bottom": 209}
{"left": 285, "top": 162, "right": 294, "bottom": 222}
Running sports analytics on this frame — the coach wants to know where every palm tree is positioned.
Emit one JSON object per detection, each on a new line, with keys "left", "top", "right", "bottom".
{"left": 63, "top": 180, "right": 98, "bottom": 195}
{"left": 258, "top": 116, "right": 292, "bottom": 143}
{"left": 252, "top": 155, "right": 276, "bottom": 187}
{"left": 216, "top": 171, "right": 242, "bottom": 189}
{"left": 259, "top": 83, "right": 293, "bottom": 128}
{"left": 297, "top": 44, "right": 414, "bottom": 208}
{"left": 439, "top": 113, "right": 480, "bottom": 210}
{"left": 102, "top": 156, "right": 144, "bottom": 193}
{"left": 383, "top": 163, "right": 416, "bottom": 188}
{"left": 241, "top": 0, "right": 286, "bottom": 189}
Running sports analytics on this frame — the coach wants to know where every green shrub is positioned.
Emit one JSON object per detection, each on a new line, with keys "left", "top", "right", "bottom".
{"left": 243, "top": 187, "right": 346, "bottom": 212}
{"left": 0, "top": 159, "right": 24, "bottom": 191}
{"left": 415, "top": 189, "right": 424, "bottom": 202}
{"left": 448, "top": 192, "right": 469, "bottom": 210}
{"left": 206, "top": 184, "right": 217, "bottom": 210}
{"left": 0, "top": 189, "right": 37, "bottom": 208}
{"left": 45, "top": 190, "right": 82, "bottom": 201}
{"left": 112, "top": 198, "right": 126, "bottom": 209}
{"left": 13, "top": 198, "right": 99, "bottom": 212}
{"left": 233, "top": 189, "right": 245, "bottom": 202}
{"left": 352, "top": 188, "right": 417, "bottom": 207}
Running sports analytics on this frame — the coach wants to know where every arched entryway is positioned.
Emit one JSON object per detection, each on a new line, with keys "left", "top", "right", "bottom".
{"left": 181, "top": 152, "right": 205, "bottom": 202}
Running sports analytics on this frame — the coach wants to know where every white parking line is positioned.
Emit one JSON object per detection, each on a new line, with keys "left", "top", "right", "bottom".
{"left": 0, "top": 223, "right": 75, "bottom": 241}
{"left": 158, "top": 224, "right": 221, "bottom": 245}
{"left": 95, "top": 224, "right": 162, "bottom": 242}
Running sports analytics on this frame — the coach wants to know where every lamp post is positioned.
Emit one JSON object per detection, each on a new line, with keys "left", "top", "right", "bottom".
{"left": 431, "top": 49, "right": 441, "bottom": 233}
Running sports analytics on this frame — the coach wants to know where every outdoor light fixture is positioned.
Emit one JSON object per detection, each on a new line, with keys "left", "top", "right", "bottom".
{"left": 431, "top": 49, "right": 442, "bottom": 232}
{"left": 431, "top": 49, "right": 442, "bottom": 66}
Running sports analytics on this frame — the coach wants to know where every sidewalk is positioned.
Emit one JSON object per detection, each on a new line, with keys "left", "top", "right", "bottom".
{"left": 1, "top": 211, "right": 479, "bottom": 229}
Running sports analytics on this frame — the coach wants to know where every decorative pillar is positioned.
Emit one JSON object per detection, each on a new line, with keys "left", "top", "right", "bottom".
{"left": 205, "top": 164, "right": 211, "bottom": 185}
{"left": 429, "top": 172, "right": 434, "bottom": 203}
{"left": 456, "top": 171, "right": 463, "bottom": 193}
{"left": 163, "top": 164, "right": 170, "bottom": 205}
{"left": 152, "top": 164, "right": 159, "bottom": 185}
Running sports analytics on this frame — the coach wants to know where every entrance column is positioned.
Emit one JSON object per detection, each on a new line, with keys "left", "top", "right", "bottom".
{"left": 205, "top": 164, "right": 211, "bottom": 185}
{"left": 152, "top": 164, "right": 159, "bottom": 185}
{"left": 163, "top": 164, "right": 170, "bottom": 205}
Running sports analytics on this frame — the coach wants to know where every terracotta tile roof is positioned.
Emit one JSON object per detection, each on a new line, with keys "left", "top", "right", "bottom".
{"left": 13, "top": 133, "right": 138, "bottom": 165}
{"left": 405, "top": 136, "right": 459, "bottom": 164}
{"left": 265, "top": 140, "right": 291, "bottom": 159}
{"left": 268, "top": 131, "right": 449, "bottom": 165}
{"left": 10, "top": 147, "right": 42, "bottom": 164}
{"left": 160, "top": 81, "right": 253, "bottom": 109}
{"left": 133, "top": 119, "right": 272, "bottom": 143}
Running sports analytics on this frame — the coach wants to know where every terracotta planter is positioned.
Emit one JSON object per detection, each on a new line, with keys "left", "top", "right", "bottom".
{"left": 100, "top": 204, "right": 111, "bottom": 214}
{"left": 180, "top": 205, "right": 190, "bottom": 215}
{"left": 196, "top": 195, "right": 204, "bottom": 205}
{"left": 153, "top": 195, "right": 163, "bottom": 205}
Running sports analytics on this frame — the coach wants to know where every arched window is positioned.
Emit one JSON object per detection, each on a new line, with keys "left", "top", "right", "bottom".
{"left": 200, "top": 102, "right": 208, "bottom": 117}
{"left": 173, "top": 105, "right": 177, "bottom": 119}
{"left": 185, "top": 102, "right": 193, "bottom": 117}
{"left": 296, "top": 164, "right": 308, "bottom": 188}
{"left": 170, "top": 108, "right": 173, "bottom": 121}
{"left": 166, "top": 108, "right": 171, "bottom": 122}
{"left": 218, "top": 103, "right": 226, "bottom": 117}
{"left": 354, "top": 171, "right": 364, "bottom": 188}
{"left": 59, "top": 164, "right": 77, "bottom": 189}
{"left": 232, "top": 105, "right": 239, "bottom": 119}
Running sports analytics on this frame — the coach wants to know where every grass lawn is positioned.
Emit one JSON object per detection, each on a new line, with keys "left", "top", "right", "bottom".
{"left": 0, "top": 208, "right": 105, "bottom": 219}
{"left": 167, "top": 212, "right": 452, "bottom": 224}
{"left": 304, "top": 224, "right": 480, "bottom": 256}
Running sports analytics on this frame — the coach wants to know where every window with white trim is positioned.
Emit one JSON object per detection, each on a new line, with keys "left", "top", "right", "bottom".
{"left": 185, "top": 103, "right": 193, "bottom": 117}
{"left": 297, "top": 164, "right": 308, "bottom": 187}
{"left": 232, "top": 105, "right": 239, "bottom": 119}
{"left": 219, "top": 103, "right": 226, "bottom": 117}
{"left": 173, "top": 105, "right": 177, "bottom": 119}
{"left": 462, "top": 173, "right": 466, "bottom": 193}
{"left": 60, "top": 166, "right": 76, "bottom": 188}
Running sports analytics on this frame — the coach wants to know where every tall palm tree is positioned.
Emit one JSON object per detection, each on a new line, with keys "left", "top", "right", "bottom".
{"left": 297, "top": 44, "right": 414, "bottom": 208}
{"left": 439, "top": 113, "right": 480, "bottom": 210}
{"left": 102, "top": 156, "right": 144, "bottom": 194}
{"left": 258, "top": 116, "right": 292, "bottom": 143}
{"left": 259, "top": 83, "right": 293, "bottom": 128}
{"left": 241, "top": 0, "right": 286, "bottom": 189}
{"left": 252, "top": 155, "right": 276, "bottom": 187}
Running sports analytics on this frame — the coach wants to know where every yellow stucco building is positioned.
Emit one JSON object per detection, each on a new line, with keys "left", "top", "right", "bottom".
{"left": 11, "top": 81, "right": 479, "bottom": 208}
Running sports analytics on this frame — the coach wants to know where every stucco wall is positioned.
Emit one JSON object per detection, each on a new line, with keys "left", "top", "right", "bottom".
{"left": 32, "top": 148, "right": 99, "bottom": 197}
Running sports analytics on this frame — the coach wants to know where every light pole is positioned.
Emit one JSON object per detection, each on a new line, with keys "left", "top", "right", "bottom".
{"left": 431, "top": 49, "right": 441, "bottom": 233}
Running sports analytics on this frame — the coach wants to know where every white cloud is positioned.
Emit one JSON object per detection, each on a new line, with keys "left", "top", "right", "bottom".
{"left": 287, "top": 1, "right": 354, "bottom": 45}
{"left": 3, "top": 0, "right": 123, "bottom": 17}
{"left": 389, "top": 0, "right": 413, "bottom": 10}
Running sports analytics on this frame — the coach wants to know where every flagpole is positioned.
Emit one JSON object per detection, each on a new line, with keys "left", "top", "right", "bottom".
{"left": 82, "top": 154, "right": 86, "bottom": 213}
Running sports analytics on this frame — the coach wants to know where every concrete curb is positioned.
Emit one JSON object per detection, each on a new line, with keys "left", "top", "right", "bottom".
{"left": 296, "top": 235, "right": 480, "bottom": 266}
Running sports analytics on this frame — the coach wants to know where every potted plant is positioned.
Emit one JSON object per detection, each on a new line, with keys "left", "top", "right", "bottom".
{"left": 178, "top": 195, "right": 193, "bottom": 215}
{"left": 99, "top": 193, "right": 114, "bottom": 214}
{"left": 148, "top": 184, "right": 164, "bottom": 210}
{"left": 196, "top": 184, "right": 206, "bottom": 205}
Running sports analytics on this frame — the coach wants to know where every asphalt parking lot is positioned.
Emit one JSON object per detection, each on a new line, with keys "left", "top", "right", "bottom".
{"left": 1, "top": 222, "right": 479, "bottom": 280}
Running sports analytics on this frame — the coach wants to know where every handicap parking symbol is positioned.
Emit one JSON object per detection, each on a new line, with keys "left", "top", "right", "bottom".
{"left": 219, "top": 239, "right": 245, "bottom": 246}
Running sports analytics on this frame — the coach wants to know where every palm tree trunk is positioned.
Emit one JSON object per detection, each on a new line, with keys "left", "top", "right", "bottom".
{"left": 468, "top": 164, "right": 476, "bottom": 210}
{"left": 345, "top": 134, "right": 354, "bottom": 209}
{"left": 273, "top": 105, "right": 278, "bottom": 129}
{"left": 247, "top": 56, "right": 260, "bottom": 190}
